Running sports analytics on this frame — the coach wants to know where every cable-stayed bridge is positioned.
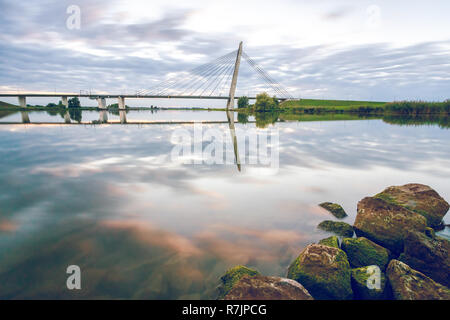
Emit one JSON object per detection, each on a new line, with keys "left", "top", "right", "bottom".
{"left": 0, "top": 42, "right": 294, "bottom": 109}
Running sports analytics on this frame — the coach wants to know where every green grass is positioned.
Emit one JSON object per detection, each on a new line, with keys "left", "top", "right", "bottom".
{"left": 280, "top": 99, "right": 386, "bottom": 109}
{"left": 384, "top": 100, "right": 450, "bottom": 114}
{"left": 2, "top": 98, "right": 450, "bottom": 116}
{"left": 0, "top": 101, "right": 19, "bottom": 108}
{"left": 280, "top": 99, "right": 450, "bottom": 114}
{"left": 278, "top": 112, "right": 376, "bottom": 122}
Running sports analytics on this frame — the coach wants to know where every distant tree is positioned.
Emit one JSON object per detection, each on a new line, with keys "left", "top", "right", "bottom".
{"left": 237, "top": 112, "right": 249, "bottom": 124}
{"left": 68, "top": 97, "right": 81, "bottom": 108}
{"left": 69, "top": 108, "right": 82, "bottom": 123}
{"left": 255, "top": 111, "right": 280, "bottom": 128}
{"left": 46, "top": 102, "right": 58, "bottom": 108}
{"left": 238, "top": 96, "right": 249, "bottom": 109}
{"left": 254, "top": 92, "right": 279, "bottom": 111}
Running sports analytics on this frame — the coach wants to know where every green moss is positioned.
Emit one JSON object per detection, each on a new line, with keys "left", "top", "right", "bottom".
{"left": 318, "top": 236, "right": 340, "bottom": 248}
{"left": 287, "top": 245, "right": 353, "bottom": 299}
{"left": 375, "top": 191, "right": 439, "bottom": 227}
{"left": 317, "top": 220, "right": 354, "bottom": 237}
{"left": 424, "top": 227, "right": 435, "bottom": 239}
{"left": 341, "top": 237, "right": 390, "bottom": 270}
{"left": 217, "top": 265, "right": 259, "bottom": 299}
{"left": 351, "top": 267, "right": 387, "bottom": 300}
{"left": 319, "top": 202, "right": 348, "bottom": 219}
{"left": 374, "top": 192, "right": 398, "bottom": 205}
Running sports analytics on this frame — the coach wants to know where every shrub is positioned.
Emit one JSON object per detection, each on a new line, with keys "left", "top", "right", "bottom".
{"left": 237, "top": 96, "right": 249, "bottom": 109}
{"left": 254, "top": 92, "right": 279, "bottom": 111}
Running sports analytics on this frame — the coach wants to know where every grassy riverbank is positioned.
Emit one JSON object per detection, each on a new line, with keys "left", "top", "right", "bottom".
{"left": 279, "top": 99, "right": 450, "bottom": 114}
{"left": 2, "top": 99, "right": 450, "bottom": 115}
{"left": 280, "top": 98, "right": 386, "bottom": 109}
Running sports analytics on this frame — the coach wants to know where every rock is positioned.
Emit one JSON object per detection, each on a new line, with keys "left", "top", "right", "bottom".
{"left": 398, "top": 229, "right": 450, "bottom": 287}
{"left": 318, "top": 236, "right": 340, "bottom": 248}
{"left": 319, "top": 202, "right": 348, "bottom": 219}
{"left": 354, "top": 197, "right": 427, "bottom": 253}
{"left": 317, "top": 220, "right": 354, "bottom": 237}
{"left": 434, "top": 222, "right": 445, "bottom": 231}
{"left": 217, "top": 265, "right": 260, "bottom": 299}
{"left": 386, "top": 259, "right": 450, "bottom": 300}
{"left": 341, "top": 237, "right": 390, "bottom": 270}
{"left": 223, "top": 275, "right": 314, "bottom": 300}
{"left": 375, "top": 183, "right": 449, "bottom": 228}
{"left": 287, "top": 244, "right": 353, "bottom": 300}
{"left": 351, "top": 266, "right": 388, "bottom": 300}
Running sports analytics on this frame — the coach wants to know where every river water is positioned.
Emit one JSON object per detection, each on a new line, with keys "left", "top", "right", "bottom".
{"left": 0, "top": 109, "right": 449, "bottom": 299}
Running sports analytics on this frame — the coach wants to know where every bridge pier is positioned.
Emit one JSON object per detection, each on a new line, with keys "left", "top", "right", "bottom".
{"left": 97, "top": 97, "right": 107, "bottom": 109}
{"left": 118, "top": 96, "right": 126, "bottom": 109}
{"left": 99, "top": 110, "right": 108, "bottom": 123}
{"left": 18, "top": 96, "right": 27, "bottom": 108}
{"left": 21, "top": 111, "right": 30, "bottom": 123}
{"left": 61, "top": 96, "right": 69, "bottom": 108}
{"left": 119, "top": 110, "right": 127, "bottom": 124}
{"left": 64, "top": 111, "right": 71, "bottom": 123}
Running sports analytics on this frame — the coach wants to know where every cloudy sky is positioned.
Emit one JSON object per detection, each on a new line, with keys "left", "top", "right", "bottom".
{"left": 1, "top": 0, "right": 450, "bottom": 102}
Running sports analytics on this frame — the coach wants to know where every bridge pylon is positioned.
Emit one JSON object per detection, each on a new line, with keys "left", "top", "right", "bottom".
{"left": 226, "top": 41, "right": 243, "bottom": 110}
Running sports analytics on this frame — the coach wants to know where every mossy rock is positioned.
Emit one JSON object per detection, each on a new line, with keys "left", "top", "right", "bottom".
{"left": 341, "top": 237, "right": 390, "bottom": 270}
{"left": 351, "top": 266, "right": 388, "bottom": 300}
{"left": 386, "top": 260, "right": 450, "bottom": 300}
{"left": 287, "top": 244, "right": 353, "bottom": 300}
{"left": 375, "top": 183, "right": 449, "bottom": 229}
{"left": 318, "top": 220, "right": 354, "bottom": 237}
{"left": 319, "top": 202, "right": 348, "bottom": 219}
{"left": 217, "top": 266, "right": 260, "bottom": 299}
{"left": 224, "top": 275, "right": 314, "bottom": 300}
{"left": 399, "top": 229, "right": 450, "bottom": 287}
{"left": 354, "top": 197, "right": 427, "bottom": 254}
{"left": 318, "top": 236, "right": 340, "bottom": 248}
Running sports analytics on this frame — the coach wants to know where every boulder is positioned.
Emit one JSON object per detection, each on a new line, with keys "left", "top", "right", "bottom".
{"left": 375, "top": 183, "right": 449, "bottom": 228}
{"left": 287, "top": 244, "right": 353, "bottom": 300}
{"left": 318, "top": 236, "right": 340, "bottom": 248}
{"left": 386, "top": 259, "right": 450, "bottom": 300}
{"left": 217, "top": 265, "right": 260, "bottom": 299}
{"left": 354, "top": 197, "right": 427, "bottom": 253}
{"left": 351, "top": 266, "right": 388, "bottom": 300}
{"left": 341, "top": 237, "right": 390, "bottom": 270}
{"left": 319, "top": 202, "right": 348, "bottom": 219}
{"left": 399, "top": 229, "right": 450, "bottom": 287}
{"left": 223, "top": 275, "right": 313, "bottom": 300}
{"left": 317, "top": 220, "right": 354, "bottom": 237}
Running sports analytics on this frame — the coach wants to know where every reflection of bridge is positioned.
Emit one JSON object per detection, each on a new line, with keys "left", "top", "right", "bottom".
{"left": 0, "top": 42, "right": 293, "bottom": 110}
{"left": 9, "top": 110, "right": 244, "bottom": 171}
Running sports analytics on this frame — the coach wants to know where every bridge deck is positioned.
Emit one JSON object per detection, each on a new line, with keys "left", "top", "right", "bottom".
{"left": 0, "top": 94, "right": 267, "bottom": 100}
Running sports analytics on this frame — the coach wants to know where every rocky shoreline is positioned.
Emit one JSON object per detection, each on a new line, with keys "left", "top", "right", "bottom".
{"left": 217, "top": 183, "right": 450, "bottom": 300}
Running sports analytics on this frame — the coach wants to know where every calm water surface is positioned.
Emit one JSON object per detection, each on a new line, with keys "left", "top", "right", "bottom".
{"left": 0, "top": 110, "right": 449, "bottom": 299}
